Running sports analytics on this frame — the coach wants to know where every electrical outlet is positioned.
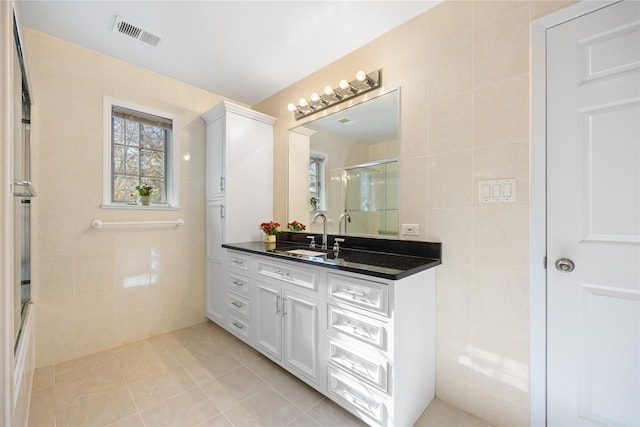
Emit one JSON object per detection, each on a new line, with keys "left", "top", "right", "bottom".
{"left": 401, "top": 224, "right": 420, "bottom": 236}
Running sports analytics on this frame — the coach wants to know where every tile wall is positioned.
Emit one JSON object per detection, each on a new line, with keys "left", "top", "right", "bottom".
{"left": 22, "top": 29, "right": 225, "bottom": 368}
{"left": 254, "top": 1, "right": 577, "bottom": 426}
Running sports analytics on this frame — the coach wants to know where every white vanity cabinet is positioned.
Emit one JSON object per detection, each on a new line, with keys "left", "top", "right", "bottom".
{"left": 220, "top": 249, "right": 438, "bottom": 427}
{"left": 201, "top": 101, "right": 275, "bottom": 326}
{"left": 254, "top": 257, "right": 322, "bottom": 387}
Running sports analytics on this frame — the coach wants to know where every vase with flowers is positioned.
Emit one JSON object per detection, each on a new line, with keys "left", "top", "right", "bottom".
{"left": 130, "top": 184, "right": 156, "bottom": 206}
{"left": 259, "top": 221, "right": 280, "bottom": 243}
{"left": 287, "top": 221, "right": 306, "bottom": 231}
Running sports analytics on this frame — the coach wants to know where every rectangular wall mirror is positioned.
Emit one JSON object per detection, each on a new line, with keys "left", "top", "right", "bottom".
{"left": 288, "top": 89, "right": 400, "bottom": 237}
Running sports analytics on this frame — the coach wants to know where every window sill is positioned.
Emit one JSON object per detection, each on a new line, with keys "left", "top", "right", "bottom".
{"left": 101, "top": 203, "right": 181, "bottom": 211}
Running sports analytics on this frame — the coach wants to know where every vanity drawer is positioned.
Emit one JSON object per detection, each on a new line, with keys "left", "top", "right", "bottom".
{"left": 328, "top": 273, "right": 389, "bottom": 316}
{"left": 227, "top": 252, "right": 251, "bottom": 272}
{"left": 226, "top": 293, "right": 250, "bottom": 318}
{"left": 328, "top": 339, "right": 388, "bottom": 392}
{"left": 226, "top": 313, "right": 250, "bottom": 341}
{"left": 227, "top": 272, "right": 251, "bottom": 297}
{"left": 328, "top": 305, "right": 387, "bottom": 351}
{"left": 327, "top": 367, "right": 388, "bottom": 426}
{"left": 256, "top": 259, "right": 317, "bottom": 291}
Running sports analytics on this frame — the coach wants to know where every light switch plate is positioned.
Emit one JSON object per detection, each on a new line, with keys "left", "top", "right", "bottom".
{"left": 479, "top": 179, "right": 516, "bottom": 203}
{"left": 401, "top": 224, "right": 420, "bottom": 236}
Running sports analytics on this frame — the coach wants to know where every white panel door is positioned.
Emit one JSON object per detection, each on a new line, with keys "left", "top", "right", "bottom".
{"left": 254, "top": 281, "right": 282, "bottom": 360}
{"left": 547, "top": 1, "right": 640, "bottom": 426}
{"left": 283, "top": 290, "right": 318, "bottom": 384}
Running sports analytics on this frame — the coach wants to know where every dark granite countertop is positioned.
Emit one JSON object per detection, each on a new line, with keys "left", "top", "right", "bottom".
{"left": 222, "top": 232, "right": 441, "bottom": 280}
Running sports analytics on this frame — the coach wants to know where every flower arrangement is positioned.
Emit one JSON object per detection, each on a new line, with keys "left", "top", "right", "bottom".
{"left": 287, "top": 221, "right": 306, "bottom": 231}
{"left": 130, "top": 184, "right": 156, "bottom": 198}
{"left": 259, "top": 221, "right": 281, "bottom": 235}
{"left": 310, "top": 196, "right": 319, "bottom": 210}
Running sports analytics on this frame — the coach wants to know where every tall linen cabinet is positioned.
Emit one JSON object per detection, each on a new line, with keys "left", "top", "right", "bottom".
{"left": 201, "top": 101, "right": 275, "bottom": 326}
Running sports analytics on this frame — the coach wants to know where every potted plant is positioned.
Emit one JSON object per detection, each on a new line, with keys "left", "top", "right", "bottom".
{"left": 310, "top": 196, "right": 319, "bottom": 211}
{"left": 287, "top": 221, "right": 306, "bottom": 231}
{"left": 130, "top": 184, "right": 156, "bottom": 206}
{"left": 259, "top": 221, "right": 280, "bottom": 243}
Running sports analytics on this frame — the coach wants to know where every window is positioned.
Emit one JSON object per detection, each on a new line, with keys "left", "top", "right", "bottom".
{"left": 309, "top": 151, "right": 327, "bottom": 211}
{"left": 103, "top": 98, "right": 179, "bottom": 208}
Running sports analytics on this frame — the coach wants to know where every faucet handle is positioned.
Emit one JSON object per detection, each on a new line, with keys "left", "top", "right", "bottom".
{"left": 306, "top": 236, "right": 316, "bottom": 248}
{"left": 333, "top": 238, "right": 345, "bottom": 252}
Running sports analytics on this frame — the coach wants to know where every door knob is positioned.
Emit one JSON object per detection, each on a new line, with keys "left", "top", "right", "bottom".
{"left": 555, "top": 258, "right": 575, "bottom": 273}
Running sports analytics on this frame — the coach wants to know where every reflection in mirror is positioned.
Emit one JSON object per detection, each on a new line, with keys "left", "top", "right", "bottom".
{"left": 288, "top": 89, "right": 399, "bottom": 237}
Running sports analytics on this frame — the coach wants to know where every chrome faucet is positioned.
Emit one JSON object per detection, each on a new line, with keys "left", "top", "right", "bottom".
{"left": 338, "top": 212, "right": 351, "bottom": 235}
{"left": 311, "top": 212, "right": 328, "bottom": 249}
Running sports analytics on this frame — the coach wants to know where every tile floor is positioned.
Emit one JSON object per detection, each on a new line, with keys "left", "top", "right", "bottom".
{"left": 27, "top": 321, "right": 494, "bottom": 427}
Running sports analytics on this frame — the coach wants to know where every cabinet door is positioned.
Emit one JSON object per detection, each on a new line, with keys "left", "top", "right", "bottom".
{"left": 205, "top": 118, "right": 225, "bottom": 200}
{"left": 206, "top": 200, "right": 224, "bottom": 261}
{"left": 255, "top": 281, "right": 282, "bottom": 360}
{"left": 206, "top": 259, "right": 224, "bottom": 325}
{"left": 283, "top": 290, "right": 318, "bottom": 384}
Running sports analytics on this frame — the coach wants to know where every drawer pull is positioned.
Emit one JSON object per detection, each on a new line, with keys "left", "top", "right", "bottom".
{"left": 343, "top": 389, "right": 372, "bottom": 411}
{"left": 338, "top": 357, "right": 371, "bottom": 376}
{"left": 276, "top": 294, "right": 281, "bottom": 314}
{"left": 232, "top": 260, "right": 245, "bottom": 266}
{"left": 346, "top": 321, "right": 373, "bottom": 339}
{"left": 343, "top": 288, "right": 372, "bottom": 303}
{"left": 232, "top": 322, "right": 244, "bottom": 329}
{"left": 232, "top": 280, "right": 245, "bottom": 287}
{"left": 275, "top": 270, "right": 294, "bottom": 281}
{"left": 231, "top": 301, "right": 243, "bottom": 308}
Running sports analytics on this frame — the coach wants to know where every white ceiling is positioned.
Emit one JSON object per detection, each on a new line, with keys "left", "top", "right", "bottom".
{"left": 14, "top": 1, "right": 441, "bottom": 106}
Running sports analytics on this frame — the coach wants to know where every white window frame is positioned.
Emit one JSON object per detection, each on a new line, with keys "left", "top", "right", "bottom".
{"left": 102, "top": 97, "right": 180, "bottom": 209}
{"left": 310, "top": 150, "right": 328, "bottom": 211}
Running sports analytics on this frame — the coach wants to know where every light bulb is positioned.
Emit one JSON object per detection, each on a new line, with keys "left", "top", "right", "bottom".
{"left": 324, "top": 85, "right": 334, "bottom": 96}
{"left": 310, "top": 93, "right": 320, "bottom": 102}
{"left": 339, "top": 79, "right": 349, "bottom": 90}
{"left": 356, "top": 70, "right": 367, "bottom": 81}
{"left": 287, "top": 103, "right": 297, "bottom": 112}
{"left": 298, "top": 98, "right": 308, "bottom": 107}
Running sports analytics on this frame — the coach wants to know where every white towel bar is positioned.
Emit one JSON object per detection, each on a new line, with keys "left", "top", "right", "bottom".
{"left": 91, "top": 219, "right": 184, "bottom": 229}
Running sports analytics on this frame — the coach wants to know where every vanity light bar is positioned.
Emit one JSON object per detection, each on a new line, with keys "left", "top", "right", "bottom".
{"left": 288, "top": 69, "right": 381, "bottom": 120}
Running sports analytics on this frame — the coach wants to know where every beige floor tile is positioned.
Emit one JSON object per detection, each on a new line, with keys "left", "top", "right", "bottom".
{"left": 55, "top": 349, "right": 118, "bottom": 384}
{"left": 460, "top": 413, "right": 496, "bottom": 427}
{"left": 198, "top": 413, "right": 235, "bottom": 427}
{"left": 244, "top": 354, "right": 291, "bottom": 384}
{"left": 31, "top": 366, "right": 55, "bottom": 392}
{"left": 128, "top": 365, "right": 196, "bottom": 410}
{"left": 140, "top": 387, "right": 220, "bottom": 426}
{"left": 182, "top": 352, "right": 243, "bottom": 385}
{"left": 107, "top": 412, "right": 145, "bottom": 427}
{"left": 305, "top": 398, "right": 367, "bottom": 427}
{"left": 55, "top": 384, "right": 137, "bottom": 427}
{"left": 223, "top": 386, "right": 302, "bottom": 427}
{"left": 114, "top": 340, "right": 181, "bottom": 383}
{"left": 288, "top": 412, "right": 321, "bottom": 426}
{"left": 27, "top": 386, "right": 55, "bottom": 427}
{"left": 54, "top": 363, "right": 126, "bottom": 410}
{"left": 270, "top": 371, "right": 324, "bottom": 411}
{"left": 415, "top": 398, "right": 466, "bottom": 427}
{"left": 199, "top": 366, "right": 268, "bottom": 411}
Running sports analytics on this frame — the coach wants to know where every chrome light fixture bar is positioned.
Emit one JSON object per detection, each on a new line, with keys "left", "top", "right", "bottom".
{"left": 288, "top": 69, "right": 381, "bottom": 120}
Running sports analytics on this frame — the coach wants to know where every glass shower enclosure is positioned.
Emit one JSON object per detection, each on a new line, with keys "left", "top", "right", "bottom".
{"left": 344, "top": 159, "right": 398, "bottom": 236}
{"left": 12, "top": 16, "right": 33, "bottom": 351}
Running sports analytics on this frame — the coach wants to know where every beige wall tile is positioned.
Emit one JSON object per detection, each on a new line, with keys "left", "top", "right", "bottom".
{"left": 24, "top": 28, "right": 212, "bottom": 367}
{"left": 426, "top": 208, "right": 473, "bottom": 266}
{"left": 427, "top": 31, "right": 473, "bottom": 102}
{"left": 473, "top": 0, "right": 529, "bottom": 29}
{"left": 400, "top": 103, "right": 428, "bottom": 159}
{"left": 471, "top": 386, "right": 530, "bottom": 427}
{"left": 428, "top": 0, "right": 472, "bottom": 43}
{"left": 473, "top": 140, "right": 529, "bottom": 207}
{"left": 426, "top": 150, "right": 472, "bottom": 209}
{"left": 473, "top": 206, "right": 529, "bottom": 271}
{"left": 530, "top": 1, "right": 578, "bottom": 21}
{"left": 436, "top": 375, "right": 472, "bottom": 414}
{"left": 428, "top": 91, "right": 473, "bottom": 155}
{"left": 473, "top": 6, "right": 530, "bottom": 87}
{"left": 399, "top": 156, "right": 428, "bottom": 210}
{"left": 472, "top": 268, "right": 529, "bottom": 340}
{"left": 473, "top": 74, "right": 529, "bottom": 148}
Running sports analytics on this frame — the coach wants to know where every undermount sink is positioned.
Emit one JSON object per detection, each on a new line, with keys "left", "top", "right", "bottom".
{"left": 285, "top": 249, "right": 327, "bottom": 257}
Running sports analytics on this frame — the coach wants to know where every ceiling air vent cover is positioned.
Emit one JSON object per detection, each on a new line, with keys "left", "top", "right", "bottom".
{"left": 112, "top": 15, "right": 163, "bottom": 47}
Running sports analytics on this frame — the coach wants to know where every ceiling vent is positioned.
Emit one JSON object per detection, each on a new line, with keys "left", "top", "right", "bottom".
{"left": 112, "top": 16, "right": 163, "bottom": 47}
